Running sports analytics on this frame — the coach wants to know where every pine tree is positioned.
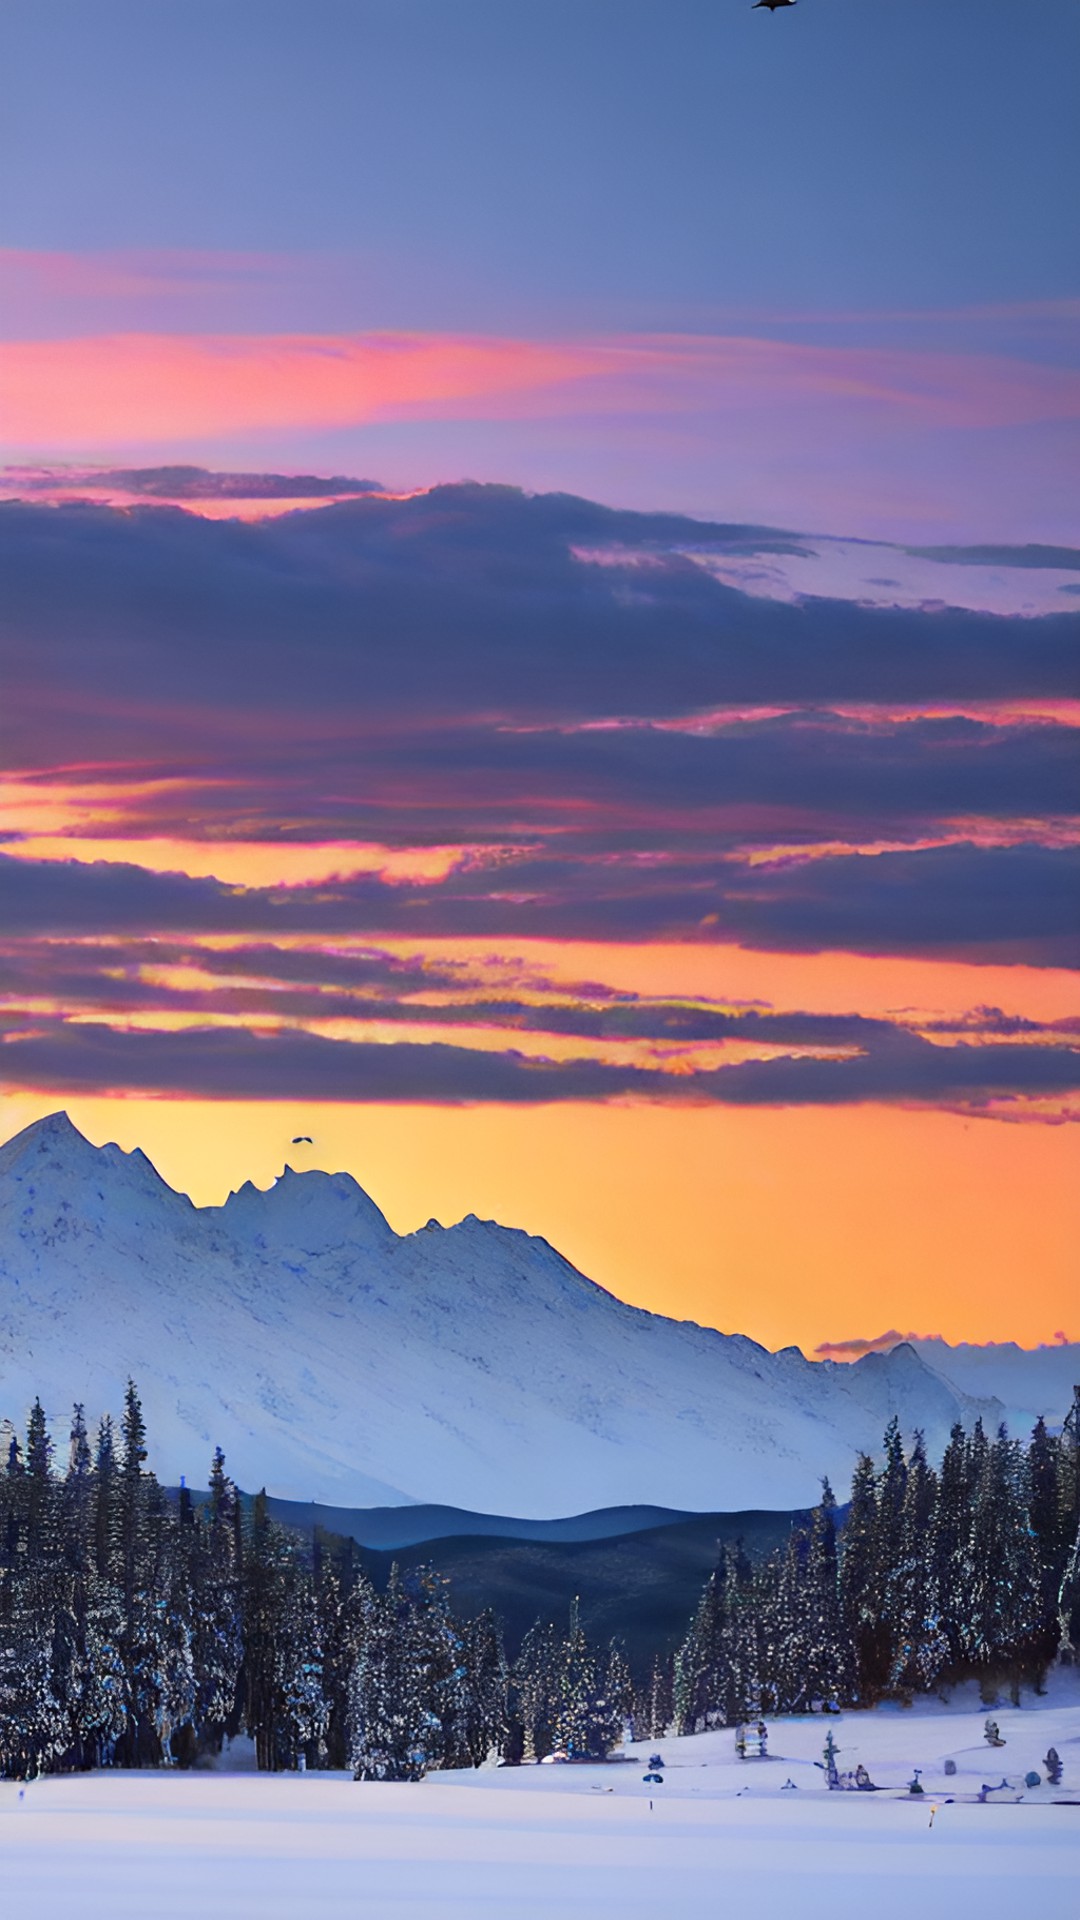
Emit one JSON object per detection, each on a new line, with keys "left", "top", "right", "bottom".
{"left": 552, "top": 1598, "right": 593, "bottom": 1756}
{"left": 24, "top": 1399, "right": 55, "bottom": 1562}
{"left": 114, "top": 1381, "right": 163, "bottom": 1765}
{"left": 64, "top": 1405, "right": 94, "bottom": 1574}
{"left": 962, "top": 1425, "right": 1042, "bottom": 1696}
{"left": 889, "top": 1433, "right": 948, "bottom": 1695}
{"left": 642, "top": 1651, "right": 674, "bottom": 1741}
{"left": 870, "top": 1417, "right": 908, "bottom": 1691}
{"left": 347, "top": 1566, "right": 439, "bottom": 1782}
{"left": 1027, "top": 1417, "right": 1063, "bottom": 1661}
{"left": 317, "top": 1551, "right": 378, "bottom": 1768}
{"left": 190, "top": 1451, "right": 243, "bottom": 1756}
{"left": 839, "top": 1453, "right": 879, "bottom": 1701}
{"left": 931, "top": 1421, "right": 971, "bottom": 1672}
{"left": 549, "top": 1599, "right": 617, "bottom": 1759}
{"left": 801, "top": 1480, "right": 853, "bottom": 1708}
{"left": 603, "top": 1640, "right": 635, "bottom": 1750}
{"left": 673, "top": 1566, "right": 726, "bottom": 1734}
{"left": 764, "top": 1525, "right": 814, "bottom": 1714}
{"left": 0, "top": 1584, "right": 67, "bottom": 1779}
{"left": 93, "top": 1414, "right": 118, "bottom": 1581}
{"left": 1055, "top": 1388, "right": 1080, "bottom": 1660}
{"left": 0, "top": 1404, "right": 66, "bottom": 1778}
{"left": 458, "top": 1608, "right": 507, "bottom": 1768}
{"left": 514, "top": 1618, "right": 560, "bottom": 1762}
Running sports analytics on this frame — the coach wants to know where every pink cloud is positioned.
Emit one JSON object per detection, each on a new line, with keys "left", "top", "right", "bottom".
{"left": 0, "top": 332, "right": 605, "bottom": 447}
{"left": 2, "top": 329, "right": 1077, "bottom": 453}
{"left": 0, "top": 247, "right": 299, "bottom": 301}
{"left": 814, "top": 1330, "right": 931, "bottom": 1360}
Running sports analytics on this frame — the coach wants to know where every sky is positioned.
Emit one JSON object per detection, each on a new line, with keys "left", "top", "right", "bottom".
{"left": 1, "top": 1, "right": 1077, "bottom": 1354}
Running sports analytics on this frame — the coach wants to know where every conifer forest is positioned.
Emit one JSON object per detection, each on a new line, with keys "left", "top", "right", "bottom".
{"left": 2, "top": 1383, "right": 1078, "bottom": 1783}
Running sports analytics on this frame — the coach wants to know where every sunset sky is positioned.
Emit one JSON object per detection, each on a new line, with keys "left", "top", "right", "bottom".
{"left": 1, "top": 1, "right": 1077, "bottom": 1354}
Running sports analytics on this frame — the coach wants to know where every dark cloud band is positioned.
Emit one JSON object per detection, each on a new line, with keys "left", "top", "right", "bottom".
{"left": 2, "top": 840, "right": 1076, "bottom": 967}
{"left": 1, "top": 1013, "right": 1076, "bottom": 1113}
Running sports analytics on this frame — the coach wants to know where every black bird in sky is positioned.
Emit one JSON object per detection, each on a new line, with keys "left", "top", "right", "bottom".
{"left": 753, "top": 0, "right": 797, "bottom": 11}
{"left": 291, "top": 1135, "right": 313, "bottom": 1144}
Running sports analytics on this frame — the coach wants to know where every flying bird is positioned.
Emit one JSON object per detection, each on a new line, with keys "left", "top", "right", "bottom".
{"left": 753, "top": 1, "right": 797, "bottom": 11}
{"left": 291, "top": 1135, "right": 313, "bottom": 1144}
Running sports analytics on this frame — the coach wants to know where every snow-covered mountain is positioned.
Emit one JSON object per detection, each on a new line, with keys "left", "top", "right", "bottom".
{"left": 907, "top": 1338, "right": 1079, "bottom": 1438}
{"left": 0, "top": 1112, "right": 1021, "bottom": 1517}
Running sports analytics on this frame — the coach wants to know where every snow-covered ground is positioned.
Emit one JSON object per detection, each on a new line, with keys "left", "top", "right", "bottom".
{"left": 4, "top": 1686, "right": 1077, "bottom": 1918}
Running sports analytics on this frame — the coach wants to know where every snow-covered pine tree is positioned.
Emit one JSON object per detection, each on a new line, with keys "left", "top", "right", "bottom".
{"left": 888, "top": 1432, "right": 948, "bottom": 1695}
{"left": 513, "top": 1617, "right": 560, "bottom": 1761}
{"left": 673, "top": 1564, "right": 727, "bottom": 1734}
{"left": 111, "top": 1382, "right": 182, "bottom": 1766}
{"left": 189, "top": 1449, "right": 243, "bottom": 1759}
{"left": 962, "top": 1424, "right": 1043, "bottom": 1697}
{"left": 1055, "top": 1388, "right": 1080, "bottom": 1660}
{"left": 347, "top": 1565, "right": 439, "bottom": 1782}
{"left": 275, "top": 1548, "right": 329, "bottom": 1769}
{"left": 931, "top": 1420, "right": 970, "bottom": 1672}
{"left": 92, "top": 1414, "right": 118, "bottom": 1582}
{"left": 391, "top": 1565, "right": 469, "bottom": 1773}
{"left": 839, "top": 1452, "right": 878, "bottom": 1701}
{"left": 549, "top": 1598, "right": 619, "bottom": 1759}
{"left": 603, "top": 1639, "right": 634, "bottom": 1750}
{"left": 242, "top": 1489, "right": 329, "bottom": 1770}
{"left": 801, "top": 1480, "right": 854, "bottom": 1708}
{"left": 0, "top": 1579, "right": 67, "bottom": 1779}
{"left": 0, "top": 1403, "right": 68, "bottom": 1779}
{"left": 642, "top": 1650, "right": 674, "bottom": 1741}
{"left": 769, "top": 1526, "right": 811, "bottom": 1713}
{"left": 869, "top": 1417, "right": 908, "bottom": 1692}
{"left": 458, "top": 1607, "right": 508, "bottom": 1768}
{"left": 317, "top": 1553, "right": 382, "bottom": 1768}
{"left": 551, "top": 1597, "right": 596, "bottom": 1756}
{"left": 138, "top": 1476, "right": 197, "bottom": 1764}
{"left": 1025, "top": 1417, "right": 1063, "bottom": 1663}
{"left": 71, "top": 1570, "right": 127, "bottom": 1769}
{"left": 64, "top": 1405, "right": 93, "bottom": 1574}
{"left": 716, "top": 1543, "right": 761, "bottom": 1724}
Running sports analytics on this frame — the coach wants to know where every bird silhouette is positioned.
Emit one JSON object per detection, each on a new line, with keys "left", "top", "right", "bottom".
{"left": 291, "top": 1135, "right": 313, "bottom": 1144}
{"left": 753, "top": 1, "right": 797, "bottom": 11}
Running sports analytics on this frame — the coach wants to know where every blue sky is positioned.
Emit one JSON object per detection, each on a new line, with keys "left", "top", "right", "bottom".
{"left": 3, "top": 2, "right": 1077, "bottom": 539}
{"left": 3, "top": 0, "right": 1077, "bottom": 320}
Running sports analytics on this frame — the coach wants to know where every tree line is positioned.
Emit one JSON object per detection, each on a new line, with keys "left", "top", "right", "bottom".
{"left": 0, "top": 1383, "right": 630, "bottom": 1780}
{"left": 2, "top": 1384, "right": 1077, "bottom": 1780}
{"left": 663, "top": 1407, "right": 1080, "bottom": 1740}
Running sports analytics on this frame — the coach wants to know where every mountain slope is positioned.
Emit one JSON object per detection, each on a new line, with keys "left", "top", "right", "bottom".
{"left": 909, "top": 1338, "right": 1080, "bottom": 1435}
{"left": 0, "top": 1112, "right": 1008, "bottom": 1515}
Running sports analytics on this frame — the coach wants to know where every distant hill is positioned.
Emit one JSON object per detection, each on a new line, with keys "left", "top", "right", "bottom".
{"left": 1, "top": 1113, "right": 1012, "bottom": 1515}
{"left": 342, "top": 1510, "right": 808, "bottom": 1669}
{"left": 258, "top": 1497, "right": 695, "bottom": 1551}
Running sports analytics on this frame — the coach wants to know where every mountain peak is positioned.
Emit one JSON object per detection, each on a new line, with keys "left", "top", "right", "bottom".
{"left": 0, "top": 1110, "right": 102, "bottom": 1176}
{"left": 0, "top": 1110, "right": 188, "bottom": 1206}
{"left": 216, "top": 1164, "right": 395, "bottom": 1252}
{"left": 2, "top": 1109, "right": 82, "bottom": 1147}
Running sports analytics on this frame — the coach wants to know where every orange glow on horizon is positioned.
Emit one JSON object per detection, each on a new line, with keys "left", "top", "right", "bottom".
{"left": 0, "top": 1089, "right": 1075, "bottom": 1357}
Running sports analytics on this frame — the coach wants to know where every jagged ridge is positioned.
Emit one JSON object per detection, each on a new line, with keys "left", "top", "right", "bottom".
{"left": 0, "top": 1112, "right": 1030, "bottom": 1517}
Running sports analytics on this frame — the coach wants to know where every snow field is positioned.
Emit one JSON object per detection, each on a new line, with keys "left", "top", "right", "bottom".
{"left": 3, "top": 1692, "right": 1078, "bottom": 1920}
{"left": 1, "top": 1770, "right": 1075, "bottom": 1920}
